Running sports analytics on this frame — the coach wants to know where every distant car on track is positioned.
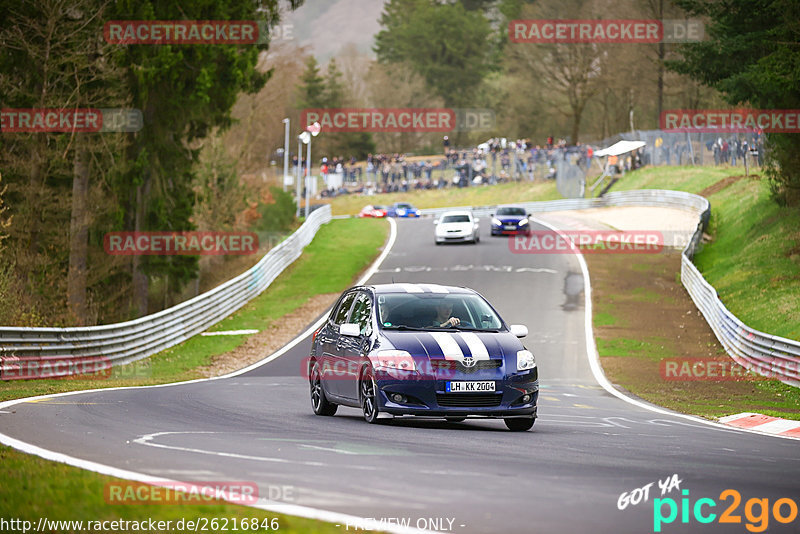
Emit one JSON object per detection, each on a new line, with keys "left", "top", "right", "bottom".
{"left": 491, "top": 205, "right": 531, "bottom": 236}
{"left": 358, "top": 205, "right": 387, "bottom": 218}
{"left": 308, "top": 283, "right": 538, "bottom": 431}
{"left": 434, "top": 210, "right": 480, "bottom": 245}
{"left": 386, "top": 202, "right": 420, "bottom": 218}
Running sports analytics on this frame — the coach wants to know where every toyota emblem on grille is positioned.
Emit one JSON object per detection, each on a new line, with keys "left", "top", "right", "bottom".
{"left": 461, "top": 357, "right": 476, "bottom": 368}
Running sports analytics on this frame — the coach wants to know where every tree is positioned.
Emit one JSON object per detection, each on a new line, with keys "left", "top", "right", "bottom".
{"left": 296, "top": 56, "right": 327, "bottom": 111}
{"left": 374, "top": 0, "right": 494, "bottom": 108}
{"left": 669, "top": 0, "right": 800, "bottom": 205}
{"left": 110, "top": 0, "right": 303, "bottom": 316}
{"left": 296, "top": 55, "right": 375, "bottom": 159}
{"left": 507, "top": 0, "right": 611, "bottom": 144}
{"left": 0, "top": 0, "right": 125, "bottom": 325}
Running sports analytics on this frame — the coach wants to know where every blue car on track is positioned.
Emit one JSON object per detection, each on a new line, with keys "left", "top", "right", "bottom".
{"left": 385, "top": 202, "right": 421, "bottom": 218}
{"left": 491, "top": 205, "right": 532, "bottom": 236}
{"left": 308, "top": 283, "right": 538, "bottom": 431}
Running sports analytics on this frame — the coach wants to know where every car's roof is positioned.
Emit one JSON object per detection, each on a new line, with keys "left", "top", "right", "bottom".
{"left": 440, "top": 210, "right": 472, "bottom": 217}
{"left": 365, "top": 283, "right": 476, "bottom": 295}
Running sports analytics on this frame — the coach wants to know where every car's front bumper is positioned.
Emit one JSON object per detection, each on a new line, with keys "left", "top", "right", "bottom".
{"left": 374, "top": 368, "right": 539, "bottom": 418}
{"left": 491, "top": 224, "right": 529, "bottom": 235}
{"left": 435, "top": 232, "right": 474, "bottom": 243}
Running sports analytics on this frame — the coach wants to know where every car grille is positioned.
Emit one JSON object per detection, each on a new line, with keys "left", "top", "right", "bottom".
{"left": 456, "top": 359, "right": 502, "bottom": 374}
{"left": 436, "top": 393, "right": 503, "bottom": 407}
{"left": 431, "top": 359, "right": 502, "bottom": 374}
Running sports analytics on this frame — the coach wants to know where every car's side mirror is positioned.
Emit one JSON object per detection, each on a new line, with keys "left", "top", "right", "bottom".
{"left": 510, "top": 324, "right": 528, "bottom": 338}
{"left": 433, "top": 219, "right": 439, "bottom": 225}
{"left": 474, "top": 218, "right": 480, "bottom": 223}
{"left": 340, "top": 323, "right": 361, "bottom": 337}
{"left": 489, "top": 213, "right": 494, "bottom": 217}
{"left": 526, "top": 213, "right": 532, "bottom": 217}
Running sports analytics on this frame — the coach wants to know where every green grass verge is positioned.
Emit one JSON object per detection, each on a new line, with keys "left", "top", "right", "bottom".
{"left": 600, "top": 165, "right": 800, "bottom": 339}
{"left": 0, "top": 445, "right": 346, "bottom": 534}
{"left": 326, "top": 180, "right": 560, "bottom": 216}
{"left": 0, "top": 217, "right": 388, "bottom": 401}
{"left": 691, "top": 179, "right": 800, "bottom": 339}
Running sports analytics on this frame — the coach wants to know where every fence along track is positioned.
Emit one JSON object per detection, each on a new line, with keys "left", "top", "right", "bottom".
{"left": 0, "top": 206, "right": 332, "bottom": 378}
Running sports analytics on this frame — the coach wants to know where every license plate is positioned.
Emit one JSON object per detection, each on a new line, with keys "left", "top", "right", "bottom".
{"left": 446, "top": 381, "right": 495, "bottom": 393}
{"left": 504, "top": 225, "right": 516, "bottom": 230}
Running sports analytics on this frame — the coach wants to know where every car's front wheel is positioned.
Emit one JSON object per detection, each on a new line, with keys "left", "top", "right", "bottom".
{"left": 360, "top": 365, "right": 381, "bottom": 424}
{"left": 504, "top": 417, "right": 535, "bottom": 431}
{"left": 310, "top": 361, "right": 337, "bottom": 416}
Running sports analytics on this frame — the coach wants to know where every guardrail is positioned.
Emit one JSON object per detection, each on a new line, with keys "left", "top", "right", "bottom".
{"left": 421, "top": 189, "right": 800, "bottom": 387}
{"left": 0, "top": 205, "right": 332, "bottom": 379}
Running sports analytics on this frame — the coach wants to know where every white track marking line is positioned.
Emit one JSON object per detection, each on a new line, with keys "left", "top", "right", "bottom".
{"left": 201, "top": 329, "right": 259, "bottom": 336}
{"left": 530, "top": 215, "right": 800, "bottom": 442}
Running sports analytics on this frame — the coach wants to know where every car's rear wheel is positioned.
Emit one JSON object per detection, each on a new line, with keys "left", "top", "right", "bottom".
{"left": 310, "top": 361, "right": 337, "bottom": 416}
{"left": 360, "top": 365, "right": 380, "bottom": 424}
{"left": 504, "top": 417, "right": 535, "bottom": 431}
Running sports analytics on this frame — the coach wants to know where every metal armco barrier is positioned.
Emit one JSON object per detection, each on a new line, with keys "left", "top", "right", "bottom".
{"left": 0, "top": 206, "right": 332, "bottom": 379}
{"left": 421, "top": 189, "right": 800, "bottom": 387}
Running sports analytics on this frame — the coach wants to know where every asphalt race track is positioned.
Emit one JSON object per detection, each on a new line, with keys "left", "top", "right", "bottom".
{"left": 2, "top": 217, "right": 799, "bottom": 533}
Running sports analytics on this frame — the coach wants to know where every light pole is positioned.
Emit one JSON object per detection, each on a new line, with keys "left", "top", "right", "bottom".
{"left": 299, "top": 122, "right": 321, "bottom": 219}
{"left": 282, "top": 118, "right": 290, "bottom": 192}
{"left": 296, "top": 135, "right": 303, "bottom": 218}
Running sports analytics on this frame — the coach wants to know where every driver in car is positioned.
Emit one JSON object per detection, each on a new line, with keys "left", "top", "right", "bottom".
{"left": 433, "top": 301, "right": 461, "bottom": 328}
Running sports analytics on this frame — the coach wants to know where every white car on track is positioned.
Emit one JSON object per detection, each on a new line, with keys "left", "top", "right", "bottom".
{"left": 434, "top": 210, "right": 480, "bottom": 245}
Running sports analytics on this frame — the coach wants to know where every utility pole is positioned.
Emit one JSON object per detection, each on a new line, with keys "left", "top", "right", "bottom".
{"left": 282, "top": 118, "right": 290, "bottom": 192}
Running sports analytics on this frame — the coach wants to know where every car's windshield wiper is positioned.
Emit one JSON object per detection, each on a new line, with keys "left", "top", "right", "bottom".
{"left": 382, "top": 325, "right": 427, "bottom": 331}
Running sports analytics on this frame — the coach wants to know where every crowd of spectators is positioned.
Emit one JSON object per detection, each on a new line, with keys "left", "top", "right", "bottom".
{"left": 299, "top": 136, "right": 599, "bottom": 197}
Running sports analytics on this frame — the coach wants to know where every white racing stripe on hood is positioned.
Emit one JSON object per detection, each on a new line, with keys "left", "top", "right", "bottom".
{"left": 458, "top": 332, "right": 490, "bottom": 361}
{"left": 396, "top": 283, "right": 423, "bottom": 293}
{"left": 429, "top": 332, "right": 464, "bottom": 361}
{"left": 418, "top": 284, "right": 449, "bottom": 294}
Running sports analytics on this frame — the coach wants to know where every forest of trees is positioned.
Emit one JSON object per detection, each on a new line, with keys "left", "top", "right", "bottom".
{"left": 0, "top": 0, "right": 303, "bottom": 326}
{"left": 0, "top": 0, "right": 797, "bottom": 327}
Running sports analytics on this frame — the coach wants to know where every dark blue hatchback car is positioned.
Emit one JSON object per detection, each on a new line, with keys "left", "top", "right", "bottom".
{"left": 308, "top": 283, "right": 538, "bottom": 431}
{"left": 491, "top": 205, "right": 532, "bottom": 236}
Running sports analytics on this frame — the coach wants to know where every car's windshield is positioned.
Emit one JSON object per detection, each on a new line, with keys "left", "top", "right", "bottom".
{"left": 396, "top": 203, "right": 412, "bottom": 209}
{"left": 441, "top": 214, "right": 470, "bottom": 223}
{"left": 496, "top": 207, "right": 526, "bottom": 216}
{"left": 377, "top": 293, "right": 504, "bottom": 331}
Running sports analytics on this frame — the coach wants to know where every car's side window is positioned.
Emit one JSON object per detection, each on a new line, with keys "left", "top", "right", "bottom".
{"left": 349, "top": 293, "right": 373, "bottom": 336}
{"left": 333, "top": 292, "right": 357, "bottom": 325}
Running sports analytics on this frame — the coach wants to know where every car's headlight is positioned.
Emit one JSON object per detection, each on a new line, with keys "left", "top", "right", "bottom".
{"left": 517, "top": 350, "right": 536, "bottom": 371}
{"left": 491, "top": 218, "right": 501, "bottom": 226}
{"left": 518, "top": 218, "right": 529, "bottom": 226}
{"left": 373, "top": 350, "right": 417, "bottom": 372}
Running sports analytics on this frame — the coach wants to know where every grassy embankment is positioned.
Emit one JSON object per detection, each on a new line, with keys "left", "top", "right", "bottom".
{"left": 590, "top": 166, "right": 800, "bottom": 419}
